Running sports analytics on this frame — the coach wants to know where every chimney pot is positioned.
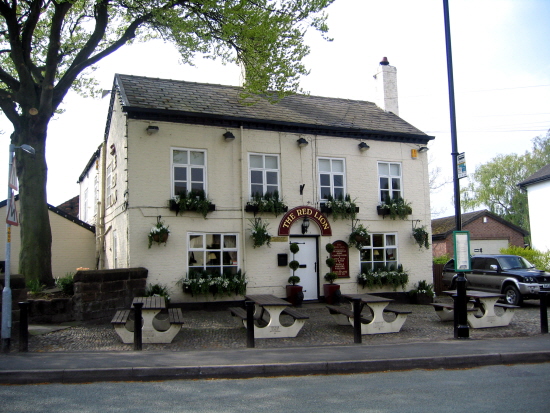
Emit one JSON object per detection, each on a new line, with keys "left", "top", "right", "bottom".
{"left": 380, "top": 57, "right": 389, "bottom": 65}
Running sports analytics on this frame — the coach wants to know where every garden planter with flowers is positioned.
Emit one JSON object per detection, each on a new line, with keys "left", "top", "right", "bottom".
{"left": 148, "top": 216, "right": 170, "bottom": 248}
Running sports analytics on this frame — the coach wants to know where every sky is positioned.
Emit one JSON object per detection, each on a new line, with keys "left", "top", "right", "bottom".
{"left": 1, "top": 0, "right": 549, "bottom": 219}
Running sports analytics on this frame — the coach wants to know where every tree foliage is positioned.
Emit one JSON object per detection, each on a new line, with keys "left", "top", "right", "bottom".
{"left": 461, "top": 130, "right": 550, "bottom": 231}
{"left": 0, "top": 0, "right": 334, "bottom": 284}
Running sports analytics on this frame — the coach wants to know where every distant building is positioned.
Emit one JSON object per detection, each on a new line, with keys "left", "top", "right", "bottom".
{"left": 518, "top": 163, "right": 550, "bottom": 252}
{"left": 0, "top": 196, "right": 96, "bottom": 277}
{"left": 431, "top": 210, "right": 528, "bottom": 258}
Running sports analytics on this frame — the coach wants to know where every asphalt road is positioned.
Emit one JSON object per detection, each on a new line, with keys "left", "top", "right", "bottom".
{"left": 1, "top": 363, "right": 549, "bottom": 412}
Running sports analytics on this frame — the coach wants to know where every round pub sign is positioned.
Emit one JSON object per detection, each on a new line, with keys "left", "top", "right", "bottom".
{"left": 278, "top": 206, "right": 332, "bottom": 236}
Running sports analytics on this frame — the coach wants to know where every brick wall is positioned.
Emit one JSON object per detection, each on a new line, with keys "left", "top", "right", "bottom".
{"left": 73, "top": 267, "right": 147, "bottom": 321}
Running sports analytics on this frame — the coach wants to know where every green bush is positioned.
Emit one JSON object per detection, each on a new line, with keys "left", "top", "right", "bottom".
{"left": 27, "top": 279, "right": 45, "bottom": 294}
{"left": 55, "top": 272, "right": 75, "bottom": 295}
{"left": 145, "top": 283, "right": 171, "bottom": 303}
{"left": 433, "top": 254, "right": 450, "bottom": 265}
{"left": 499, "top": 246, "right": 550, "bottom": 271}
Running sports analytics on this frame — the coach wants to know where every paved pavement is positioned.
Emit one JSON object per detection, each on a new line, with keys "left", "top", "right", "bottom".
{"left": 1, "top": 299, "right": 549, "bottom": 384}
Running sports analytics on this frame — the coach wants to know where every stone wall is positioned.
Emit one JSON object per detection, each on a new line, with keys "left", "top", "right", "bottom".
{"left": 73, "top": 267, "right": 148, "bottom": 321}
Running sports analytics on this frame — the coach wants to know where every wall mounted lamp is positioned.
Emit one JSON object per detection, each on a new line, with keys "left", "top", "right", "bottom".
{"left": 418, "top": 146, "right": 429, "bottom": 153}
{"left": 358, "top": 142, "right": 370, "bottom": 152}
{"left": 223, "top": 131, "right": 235, "bottom": 142}
{"left": 146, "top": 125, "right": 159, "bottom": 135}
{"left": 301, "top": 217, "right": 310, "bottom": 234}
{"left": 297, "top": 137, "right": 308, "bottom": 147}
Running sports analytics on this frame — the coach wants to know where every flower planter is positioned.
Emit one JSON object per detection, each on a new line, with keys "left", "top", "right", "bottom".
{"left": 245, "top": 203, "right": 288, "bottom": 215}
{"left": 320, "top": 205, "right": 359, "bottom": 215}
{"left": 286, "top": 285, "right": 304, "bottom": 307}
{"left": 411, "top": 293, "right": 434, "bottom": 305}
{"left": 152, "top": 233, "right": 169, "bottom": 244}
{"left": 323, "top": 283, "right": 341, "bottom": 305}
{"left": 377, "top": 205, "right": 389, "bottom": 217}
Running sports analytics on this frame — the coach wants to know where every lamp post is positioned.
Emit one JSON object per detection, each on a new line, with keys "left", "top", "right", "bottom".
{"left": 443, "top": 0, "right": 469, "bottom": 338}
{"left": 2, "top": 143, "right": 35, "bottom": 353}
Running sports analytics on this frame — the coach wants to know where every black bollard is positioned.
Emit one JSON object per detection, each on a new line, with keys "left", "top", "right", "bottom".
{"left": 245, "top": 301, "right": 255, "bottom": 348}
{"left": 353, "top": 298, "right": 362, "bottom": 344}
{"left": 540, "top": 292, "right": 548, "bottom": 334}
{"left": 18, "top": 302, "right": 29, "bottom": 352}
{"left": 454, "top": 274, "right": 469, "bottom": 339}
{"left": 133, "top": 302, "right": 143, "bottom": 351}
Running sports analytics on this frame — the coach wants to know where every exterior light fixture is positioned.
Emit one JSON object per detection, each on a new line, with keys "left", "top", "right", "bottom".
{"left": 297, "top": 137, "right": 308, "bottom": 147}
{"left": 418, "top": 146, "right": 429, "bottom": 153}
{"left": 146, "top": 125, "right": 159, "bottom": 135}
{"left": 358, "top": 142, "right": 370, "bottom": 152}
{"left": 301, "top": 217, "right": 310, "bottom": 234}
{"left": 223, "top": 131, "right": 235, "bottom": 142}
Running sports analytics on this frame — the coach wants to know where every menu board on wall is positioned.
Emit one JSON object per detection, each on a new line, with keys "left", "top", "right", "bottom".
{"left": 331, "top": 240, "right": 349, "bottom": 278}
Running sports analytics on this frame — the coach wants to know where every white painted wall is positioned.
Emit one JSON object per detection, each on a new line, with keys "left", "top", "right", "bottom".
{"left": 100, "top": 92, "right": 432, "bottom": 303}
{"left": 526, "top": 180, "right": 550, "bottom": 252}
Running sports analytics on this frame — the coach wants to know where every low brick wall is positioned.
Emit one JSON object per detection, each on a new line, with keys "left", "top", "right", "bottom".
{"left": 27, "top": 298, "right": 74, "bottom": 324}
{"left": 73, "top": 268, "right": 148, "bottom": 321}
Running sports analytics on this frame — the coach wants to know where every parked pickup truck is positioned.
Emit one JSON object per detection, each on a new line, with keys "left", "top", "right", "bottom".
{"left": 441, "top": 254, "right": 550, "bottom": 306}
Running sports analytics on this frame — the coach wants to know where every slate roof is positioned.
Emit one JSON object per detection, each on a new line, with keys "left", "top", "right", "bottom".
{"left": 518, "top": 163, "right": 550, "bottom": 188}
{"left": 113, "top": 74, "right": 433, "bottom": 144}
{"left": 431, "top": 209, "right": 528, "bottom": 239}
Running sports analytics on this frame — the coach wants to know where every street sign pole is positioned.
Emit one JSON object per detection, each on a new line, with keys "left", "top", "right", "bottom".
{"left": 2, "top": 144, "right": 15, "bottom": 353}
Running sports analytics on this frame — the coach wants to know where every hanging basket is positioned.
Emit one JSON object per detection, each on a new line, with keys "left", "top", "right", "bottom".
{"left": 152, "top": 233, "right": 169, "bottom": 244}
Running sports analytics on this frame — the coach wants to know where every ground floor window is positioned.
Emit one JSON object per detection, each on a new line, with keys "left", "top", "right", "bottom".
{"left": 360, "top": 233, "right": 398, "bottom": 271}
{"left": 188, "top": 233, "right": 238, "bottom": 275}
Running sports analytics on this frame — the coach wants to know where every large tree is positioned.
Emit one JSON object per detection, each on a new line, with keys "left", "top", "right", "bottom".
{"left": 461, "top": 129, "right": 550, "bottom": 231}
{"left": 0, "top": 0, "right": 333, "bottom": 285}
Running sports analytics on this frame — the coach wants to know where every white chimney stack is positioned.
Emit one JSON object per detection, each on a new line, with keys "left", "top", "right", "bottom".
{"left": 373, "top": 57, "right": 399, "bottom": 116}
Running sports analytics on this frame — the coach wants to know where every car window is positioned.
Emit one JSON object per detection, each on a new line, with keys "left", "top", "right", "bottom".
{"left": 444, "top": 259, "right": 455, "bottom": 271}
{"left": 498, "top": 256, "right": 534, "bottom": 270}
{"left": 472, "top": 258, "right": 485, "bottom": 270}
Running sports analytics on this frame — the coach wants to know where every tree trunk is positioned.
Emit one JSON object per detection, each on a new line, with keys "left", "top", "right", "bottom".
{"left": 13, "top": 127, "right": 54, "bottom": 286}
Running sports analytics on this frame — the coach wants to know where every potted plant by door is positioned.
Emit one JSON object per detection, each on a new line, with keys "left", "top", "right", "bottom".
{"left": 286, "top": 242, "right": 304, "bottom": 307}
{"left": 322, "top": 243, "right": 341, "bottom": 305}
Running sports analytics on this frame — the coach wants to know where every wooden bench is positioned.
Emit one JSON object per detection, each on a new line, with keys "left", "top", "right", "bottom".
{"left": 326, "top": 305, "right": 372, "bottom": 324}
{"left": 494, "top": 303, "right": 520, "bottom": 310}
{"left": 111, "top": 309, "right": 131, "bottom": 325}
{"left": 168, "top": 307, "right": 185, "bottom": 324}
{"left": 230, "top": 306, "right": 309, "bottom": 321}
{"left": 430, "top": 302, "right": 478, "bottom": 321}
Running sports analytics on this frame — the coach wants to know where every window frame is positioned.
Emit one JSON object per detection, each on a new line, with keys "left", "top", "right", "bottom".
{"left": 188, "top": 233, "right": 239, "bottom": 275}
{"left": 317, "top": 157, "right": 346, "bottom": 201}
{"left": 171, "top": 147, "right": 208, "bottom": 198}
{"left": 359, "top": 233, "right": 399, "bottom": 272}
{"left": 378, "top": 161, "right": 403, "bottom": 203}
{"left": 248, "top": 153, "right": 281, "bottom": 198}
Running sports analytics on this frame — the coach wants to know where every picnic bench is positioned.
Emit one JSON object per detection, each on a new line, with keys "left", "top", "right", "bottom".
{"left": 440, "top": 290, "right": 520, "bottom": 328}
{"left": 229, "top": 294, "right": 309, "bottom": 338}
{"left": 430, "top": 302, "right": 478, "bottom": 321}
{"left": 111, "top": 297, "right": 184, "bottom": 344}
{"left": 327, "top": 294, "right": 411, "bottom": 334}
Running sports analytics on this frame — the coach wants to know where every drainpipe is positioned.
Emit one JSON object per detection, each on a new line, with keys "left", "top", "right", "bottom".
{"left": 240, "top": 125, "right": 247, "bottom": 272}
{"left": 97, "top": 141, "right": 107, "bottom": 269}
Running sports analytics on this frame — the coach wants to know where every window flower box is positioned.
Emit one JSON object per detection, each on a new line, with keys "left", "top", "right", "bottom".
{"left": 320, "top": 194, "right": 359, "bottom": 220}
{"left": 169, "top": 190, "right": 215, "bottom": 218}
{"left": 245, "top": 191, "right": 287, "bottom": 216}
{"left": 377, "top": 198, "right": 412, "bottom": 220}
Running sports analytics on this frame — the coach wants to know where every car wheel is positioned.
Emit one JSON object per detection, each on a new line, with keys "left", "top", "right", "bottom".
{"left": 504, "top": 285, "right": 522, "bottom": 306}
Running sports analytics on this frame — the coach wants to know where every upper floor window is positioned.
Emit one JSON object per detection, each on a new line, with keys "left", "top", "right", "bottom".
{"left": 318, "top": 157, "right": 345, "bottom": 200}
{"left": 378, "top": 162, "right": 402, "bottom": 203}
{"left": 360, "top": 233, "right": 398, "bottom": 272}
{"left": 172, "top": 148, "right": 206, "bottom": 197}
{"left": 188, "top": 233, "right": 238, "bottom": 275}
{"left": 249, "top": 154, "right": 280, "bottom": 197}
{"left": 106, "top": 165, "right": 112, "bottom": 207}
